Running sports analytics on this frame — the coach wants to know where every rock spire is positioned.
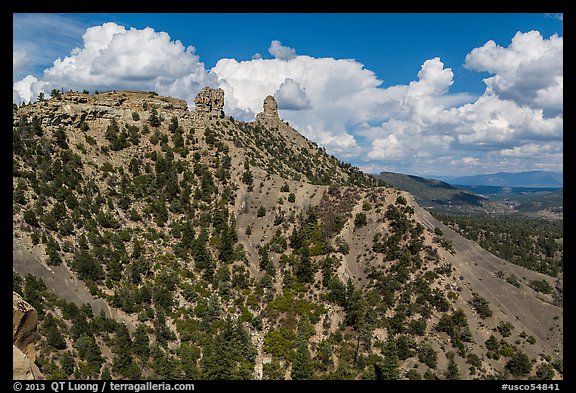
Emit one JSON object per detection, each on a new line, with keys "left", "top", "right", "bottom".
{"left": 193, "top": 87, "right": 225, "bottom": 119}
{"left": 256, "top": 95, "right": 280, "bottom": 123}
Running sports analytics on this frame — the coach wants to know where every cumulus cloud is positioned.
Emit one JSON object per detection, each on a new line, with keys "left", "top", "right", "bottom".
{"left": 465, "top": 31, "right": 563, "bottom": 117}
{"left": 451, "top": 93, "right": 563, "bottom": 148}
{"left": 13, "top": 22, "right": 216, "bottom": 106}
{"left": 268, "top": 40, "right": 296, "bottom": 60}
{"left": 368, "top": 135, "right": 405, "bottom": 160}
{"left": 212, "top": 52, "right": 393, "bottom": 154}
{"left": 13, "top": 25, "right": 562, "bottom": 176}
{"left": 409, "top": 57, "right": 454, "bottom": 97}
{"left": 13, "top": 75, "right": 42, "bottom": 104}
{"left": 358, "top": 35, "right": 562, "bottom": 176}
{"left": 274, "top": 78, "right": 311, "bottom": 110}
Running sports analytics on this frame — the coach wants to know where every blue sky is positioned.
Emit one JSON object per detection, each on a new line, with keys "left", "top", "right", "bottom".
{"left": 13, "top": 13, "right": 563, "bottom": 177}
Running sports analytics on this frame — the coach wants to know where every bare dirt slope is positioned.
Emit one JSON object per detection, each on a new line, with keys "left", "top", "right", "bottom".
{"left": 409, "top": 195, "right": 563, "bottom": 358}
{"left": 13, "top": 237, "right": 135, "bottom": 332}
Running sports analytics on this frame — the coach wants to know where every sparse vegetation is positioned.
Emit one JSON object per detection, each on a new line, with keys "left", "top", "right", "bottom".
{"left": 11, "top": 90, "right": 559, "bottom": 381}
{"left": 433, "top": 213, "right": 563, "bottom": 277}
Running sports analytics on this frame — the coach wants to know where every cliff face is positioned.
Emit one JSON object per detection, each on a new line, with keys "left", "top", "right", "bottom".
{"left": 13, "top": 292, "right": 43, "bottom": 380}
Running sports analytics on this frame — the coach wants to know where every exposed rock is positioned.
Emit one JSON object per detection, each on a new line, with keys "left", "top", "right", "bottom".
{"left": 13, "top": 292, "right": 43, "bottom": 380}
{"left": 13, "top": 345, "right": 39, "bottom": 380}
{"left": 256, "top": 95, "right": 280, "bottom": 123}
{"left": 193, "top": 87, "right": 224, "bottom": 120}
{"left": 13, "top": 292, "right": 38, "bottom": 356}
{"left": 94, "top": 95, "right": 127, "bottom": 107}
{"left": 15, "top": 91, "right": 189, "bottom": 129}
{"left": 62, "top": 92, "right": 89, "bottom": 104}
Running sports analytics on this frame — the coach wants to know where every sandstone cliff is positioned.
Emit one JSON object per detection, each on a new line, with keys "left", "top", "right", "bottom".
{"left": 256, "top": 95, "right": 280, "bottom": 124}
{"left": 192, "top": 87, "right": 225, "bottom": 120}
{"left": 13, "top": 292, "right": 43, "bottom": 380}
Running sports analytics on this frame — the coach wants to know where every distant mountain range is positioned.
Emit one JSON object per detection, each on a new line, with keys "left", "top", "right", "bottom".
{"left": 433, "top": 171, "right": 563, "bottom": 188}
{"left": 377, "top": 171, "right": 563, "bottom": 218}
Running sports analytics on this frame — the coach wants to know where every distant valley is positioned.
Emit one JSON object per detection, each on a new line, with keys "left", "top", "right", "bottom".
{"left": 377, "top": 171, "right": 562, "bottom": 219}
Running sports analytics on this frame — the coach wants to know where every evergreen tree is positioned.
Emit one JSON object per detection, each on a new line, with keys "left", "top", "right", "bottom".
{"left": 506, "top": 351, "right": 532, "bottom": 376}
{"left": 444, "top": 352, "right": 460, "bottom": 380}
{"left": 178, "top": 342, "right": 200, "bottom": 379}
{"left": 292, "top": 339, "right": 313, "bottom": 380}
{"left": 133, "top": 324, "right": 150, "bottom": 361}
{"left": 258, "top": 245, "right": 274, "bottom": 275}
{"left": 42, "top": 314, "right": 67, "bottom": 350}
{"left": 60, "top": 351, "right": 75, "bottom": 376}
{"left": 218, "top": 221, "right": 235, "bottom": 263}
{"left": 295, "top": 249, "right": 314, "bottom": 283}
{"left": 54, "top": 126, "right": 69, "bottom": 149}
{"left": 263, "top": 358, "right": 284, "bottom": 380}
{"left": 112, "top": 324, "right": 133, "bottom": 377}
{"left": 149, "top": 108, "right": 162, "bottom": 127}
{"left": 193, "top": 228, "right": 214, "bottom": 280}
{"left": 376, "top": 338, "right": 400, "bottom": 380}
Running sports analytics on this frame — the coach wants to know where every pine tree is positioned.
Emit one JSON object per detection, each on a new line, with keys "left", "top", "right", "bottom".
{"left": 376, "top": 338, "right": 400, "bottom": 380}
{"left": 54, "top": 126, "right": 69, "bottom": 149}
{"left": 60, "top": 351, "right": 75, "bottom": 376}
{"left": 292, "top": 339, "right": 313, "bottom": 380}
{"left": 112, "top": 323, "right": 133, "bottom": 377}
{"left": 149, "top": 108, "right": 162, "bottom": 127}
{"left": 444, "top": 352, "right": 460, "bottom": 380}
{"left": 133, "top": 324, "right": 150, "bottom": 361}
{"left": 258, "top": 246, "right": 274, "bottom": 275}
{"left": 295, "top": 249, "right": 314, "bottom": 283}
{"left": 218, "top": 221, "right": 234, "bottom": 263}
{"left": 263, "top": 358, "right": 284, "bottom": 380}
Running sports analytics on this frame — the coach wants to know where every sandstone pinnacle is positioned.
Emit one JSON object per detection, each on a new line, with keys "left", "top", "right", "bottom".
{"left": 193, "top": 87, "right": 225, "bottom": 120}
{"left": 256, "top": 95, "right": 280, "bottom": 123}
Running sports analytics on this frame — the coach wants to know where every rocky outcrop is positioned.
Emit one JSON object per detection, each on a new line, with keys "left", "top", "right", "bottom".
{"left": 13, "top": 292, "right": 43, "bottom": 380}
{"left": 13, "top": 90, "right": 188, "bottom": 127}
{"left": 193, "top": 87, "right": 224, "bottom": 120}
{"left": 256, "top": 95, "right": 280, "bottom": 123}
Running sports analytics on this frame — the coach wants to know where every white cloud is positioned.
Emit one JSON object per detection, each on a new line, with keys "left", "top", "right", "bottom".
{"left": 252, "top": 53, "right": 262, "bottom": 60}
{"left": 408, "top": 57, "right": 454, "bottom": 97}
{"left": 13, "top": 25, "right": 562, "bottom": 177}
{"left": 268, "top": 40, "right": 296, "bottom": 60}
{"left": 465, "top": 31, "right": 563, "bottom": 116}
{"left": 451, "top": 93, "right": 563, "bottom": 147}
{"left": 274, "top": 78, "right": 311, "bottom": 110}
{"left": 461, "top": 157, "right": 479, "bottom": 164}
{"left": 13, "top": 75, "right": 42, "bottom": 104}
{"left": 13, "top": 22, "right": 216, "bottom": 106}
{"left": 368, "top": 135, "right": 405, "bottom": 160}
{"left": 211, "top": 52, "right": 390, "bottom": 154}
{"left": 499, "top": 142, "right": 561, "bottom": 157}
{"left": 533, "top": 76, "right": 563, "bottom": 115}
